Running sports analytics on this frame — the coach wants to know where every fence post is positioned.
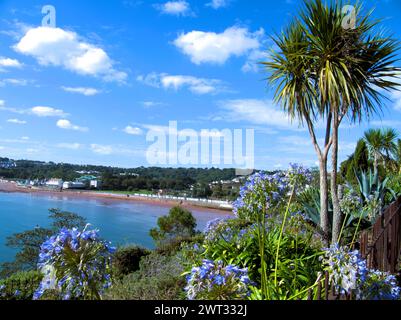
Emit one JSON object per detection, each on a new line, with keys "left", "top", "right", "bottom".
{"left": 324, "top": 271, "right": 329, "bottom": 300}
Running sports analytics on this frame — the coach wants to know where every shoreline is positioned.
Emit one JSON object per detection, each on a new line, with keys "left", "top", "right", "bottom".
{"left": 0, "top": 181, "right": 232, "bottom": 215}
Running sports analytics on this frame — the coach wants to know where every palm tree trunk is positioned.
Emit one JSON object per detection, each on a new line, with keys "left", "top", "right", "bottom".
{"left": 374, "top": 154, "right": 378, "bottom": 174}
{"left": 319, "top": 154, "right": 330, "bottom": 245}
{"left": 331, "top": 115, "right": 341, "bottom": 244}
{"left": 306, "top": 114, "right": 331, "bottom": 246}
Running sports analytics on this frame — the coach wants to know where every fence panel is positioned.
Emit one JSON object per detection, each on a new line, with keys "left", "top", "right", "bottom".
{"left": 361, "top": 197, "right": 401, "bottom": 273}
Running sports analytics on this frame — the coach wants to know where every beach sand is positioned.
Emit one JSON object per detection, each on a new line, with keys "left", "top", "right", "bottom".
{"left": 0, "top": 181, "right": 232, "bottom": 215}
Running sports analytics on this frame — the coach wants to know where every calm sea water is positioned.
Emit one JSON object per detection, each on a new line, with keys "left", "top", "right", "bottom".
{"left": 0, "top": 192, "right": 228, "bottom": 263}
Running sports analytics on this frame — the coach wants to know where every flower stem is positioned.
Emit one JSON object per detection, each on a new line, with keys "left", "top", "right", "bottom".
{"left": 274, "top": 183, "right": 296, "bottom": 287}
{"left": 350, "top": 209, "right": 365, "bottom": 248}
{"left": 337, "top": 210, "right": 350, "bottom": 244}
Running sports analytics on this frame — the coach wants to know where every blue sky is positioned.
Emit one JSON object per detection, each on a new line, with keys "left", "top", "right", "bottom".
{"left": 0, "top": 0, "right": 400, "bottom": 170}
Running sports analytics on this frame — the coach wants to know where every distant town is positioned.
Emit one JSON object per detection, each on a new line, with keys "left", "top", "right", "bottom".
{"left": 0, "top": 157, "right": 254, "bottom": 202}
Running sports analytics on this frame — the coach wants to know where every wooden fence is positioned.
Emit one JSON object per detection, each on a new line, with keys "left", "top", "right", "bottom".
{"left": 359, "top": 197, "right": 401, "bottom": 273}
{"left": 308, "top": 196, "right": 401, "bottom": 300}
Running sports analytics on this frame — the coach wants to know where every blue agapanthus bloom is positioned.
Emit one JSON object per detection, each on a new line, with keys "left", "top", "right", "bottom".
{"left": 185, "top": 260, "right": 252, "bottom": 300}
{"left": 323, "top": 244, "right": 400, "bottom": 300}
{"left": 34, "top": 225, "right": 115, "bottom": 300}
{"left": 204, "top": 217, "right": 234, "bottom": 243}
{"left": 358, "top": 269, "right": 401, "bottom": 300}
{"left": 233, "top": 164, "right": 312, "bottom": 220}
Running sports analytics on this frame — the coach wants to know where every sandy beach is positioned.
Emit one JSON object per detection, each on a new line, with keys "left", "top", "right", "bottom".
{"left": 0, "top": 181, "right": 232, "bottom": 215}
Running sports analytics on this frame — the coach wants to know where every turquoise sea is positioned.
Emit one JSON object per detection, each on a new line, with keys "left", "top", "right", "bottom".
{"left": 0, "top": 192, "right": 228, "bottom": 263}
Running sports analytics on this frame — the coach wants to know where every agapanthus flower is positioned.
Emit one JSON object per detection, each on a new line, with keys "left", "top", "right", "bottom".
{"left": 185, "top": 260, "right": 252, "bottom": 300}
{"left": 233, "top": 164, "right": 312, "bottom": 221}
{"left": 323, "top": 244, "right": 400, "bottom": 300}
{"left": 33, "top": 224, "right": 115, "bottom": 301}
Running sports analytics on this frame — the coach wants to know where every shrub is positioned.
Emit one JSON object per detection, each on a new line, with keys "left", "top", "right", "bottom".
{"left": 105, "top": 252, "right": 186, "bottom": 300}
{"left": 0, "top": 271, "right": 43, "bottom": 300}
{"left": 203, "top": 219, "right": 322, "bottom": 291}
{"left": 112, "top": 246, "right": 150, "bottom": 278}
{"left": 155, "top": 234, "right": 205, "bottom": 256}
{"left": 150, "top": 206, "right": 197, "bottom": 247}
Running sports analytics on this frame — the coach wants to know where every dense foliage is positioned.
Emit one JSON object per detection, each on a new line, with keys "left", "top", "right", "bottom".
{"left": 0, "top": 271, "right": 43, "bottom": 300}
{"left": 150, "top": 206, "right": 198, "bottom": 247}
{"left": 112, "top": 246, "right": 150, "bottom": 278}
{"left": 105, "top": 252, "right": 186, "bottom": 300}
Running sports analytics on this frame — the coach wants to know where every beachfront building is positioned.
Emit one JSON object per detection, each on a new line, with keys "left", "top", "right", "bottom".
{"left": 63, "top": 181, "right": 86, "bottom": 190}
{"left": 77, "top": 175, "right": 101, "bottom": 189}
{"left": 46, "top": 179, "right": 63, "bottom": 188}
{"left": 90, "top": 179, "right": 102, "bottom": 189}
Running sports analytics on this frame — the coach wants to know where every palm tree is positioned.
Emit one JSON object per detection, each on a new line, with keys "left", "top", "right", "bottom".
{"left": 364, "top": 129, "right": 384, "bottom": 172}
{"left": 364, "top": 128, "right": 398, "bottom": 173}
{"left": 265, "top": 21, "right": 333, "bottom": 243}
{"left": 305, "top": 1, "right": 400, "bottom": 244}
{"left": 265, "top": 0, "right": 401, "bottom": 244}
{"left": 382, "top": 128, "right": 399, "bottom": 164}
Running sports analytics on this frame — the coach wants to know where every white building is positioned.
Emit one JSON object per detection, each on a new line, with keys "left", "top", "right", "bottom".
{"left": 46, "top": 179, "right": 63, "bottom": 188}
{"left": 63, "top": 181, "right": 86, "bottom": 190}
{"left": 90, "top": 180, "right": 101, "bottom": 189}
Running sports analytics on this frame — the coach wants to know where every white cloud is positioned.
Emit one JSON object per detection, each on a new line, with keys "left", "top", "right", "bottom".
{"left": 57, "top": 119, "right": 88, "bottom": 132}
{"left": 339, "top": 141, "right": 357, "bottom": 153}
{"left": 173, "top": 26, "right": 264, "bottom": 65}
{"left": 141, "top": 124, "right": 170, "bottom": 134}
{"left": 91, "top": 144, "right": 113, "bottom": 155}
{"left": 61, "top": 86, "right": 101, "bottom": 96}
{"left": 31, "top": 106, "right": 68, "bottom": 117}
{"left": 242, "top": 49, "right": 269, "bottom": 73}
{"left": 26, "top": 148, "right": 40, "bottom": 154}
{"left": 14, "top": 27, "right": 127, "bottom": 82}
{"left": 206, "top": 0, "right": 229, "bottom": 9}
{"left": 370, "top": 119, "right": 401, "bottom": 127}
{"left": 124, "top": 126, "right": 143, "bottom": 135}
{"left": 137, "top": 72, "right": 225, "bottom": 94}
{"left": 142, "top": 101, "right": 165, "bottom": 107}
{"left": 155, "top": 1, "right": 192, "bottom": 16}
{"left": 279, "top": 135, "right": 313, "bottom": 147}
{"left": 57, "top": 142, "right": 83, "bottom": 150}
{"left": 0, "top": 103, "right": 69, "bottom": 118}
{"left": 0, "top": 57, "right": 22, "bottom": 68}
{"left": 21, "top": 136, "right": 30, "bottom": 140}
{"left": 392, "top": 90, "right": 401, "bottom": 111}
{"left": 90, "top": 143, "right": 141, "bottom": 156}
{"left": 0, "top": 78, "right": 29, "bottom": 87}
{"left": 7, "top": 118, "right": 27, "bottom": 124}
{"left": 218, "top": 99, "right": 294, "bottom": 128}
